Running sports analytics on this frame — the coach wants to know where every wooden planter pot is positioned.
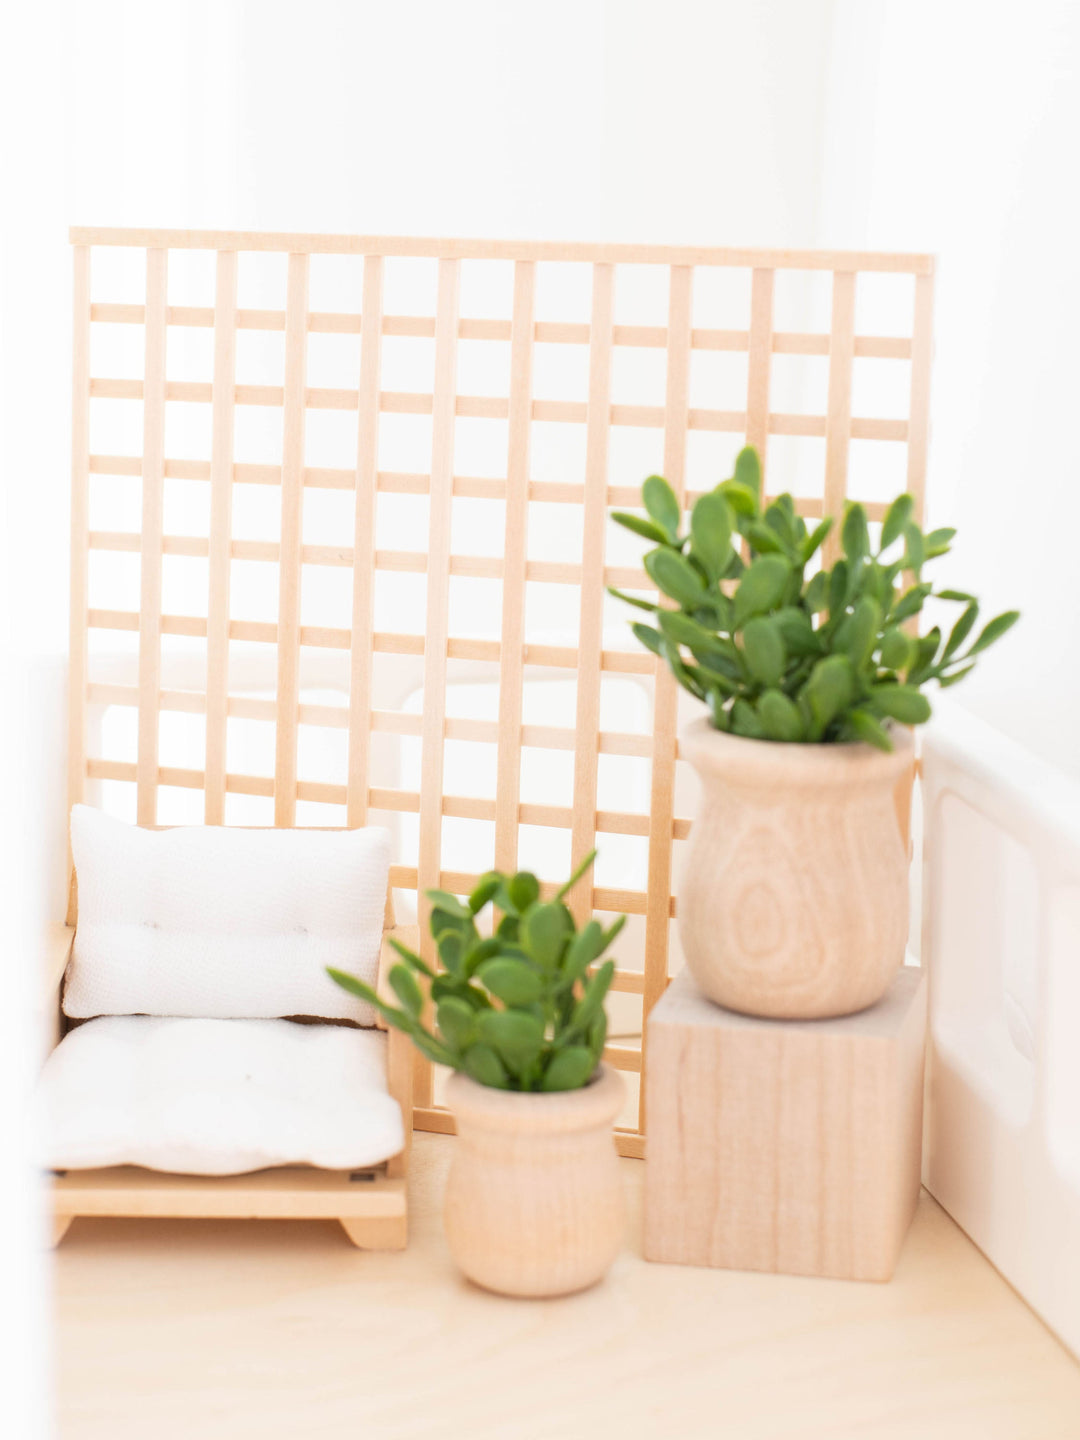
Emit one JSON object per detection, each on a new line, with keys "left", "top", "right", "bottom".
{"left": 678, "top": 720, "right": 915, "bottom": 1020}
{"left": 443, "top": 1066, "right": 625, "bottom": 1297}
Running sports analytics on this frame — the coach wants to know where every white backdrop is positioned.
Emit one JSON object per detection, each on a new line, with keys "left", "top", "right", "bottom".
{"left": 2, "top": 3, "right": 1078, "bottom": 1433}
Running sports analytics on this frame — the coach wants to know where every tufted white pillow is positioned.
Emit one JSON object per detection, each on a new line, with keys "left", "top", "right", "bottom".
{"left": 39, "top": 1015, "right": 404, "bottom": 1174}
{"left": 64, "top": 806, "right": 390, "bottom": 1024}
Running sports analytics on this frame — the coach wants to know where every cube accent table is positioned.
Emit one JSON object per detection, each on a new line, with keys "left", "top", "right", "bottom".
{"left": 644, "top": 965, "right": 927, "bottom": 1282}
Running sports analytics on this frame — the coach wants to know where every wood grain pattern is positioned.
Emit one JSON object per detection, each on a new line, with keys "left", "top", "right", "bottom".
{"left": 272, "top": 253, "right": 310, "bottom": 827}
{"left": 204, "top": 250, "right": 238, "bottom": 824}
{"left": 568, "top": 264, "right": 614, "bottom": 926}
{"left": 644, "top": 966, "right": 926, "bottom": 1280}
{"left": 135, "top": 249, "right": 168, "bottom": 827}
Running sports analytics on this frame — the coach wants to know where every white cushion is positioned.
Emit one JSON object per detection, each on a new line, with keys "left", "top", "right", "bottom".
{"left": 64, "top": 806, "right": 390, "bottom": 1024}
{"left": 38, "top": 1016, "right": 404, "bottom": 1174}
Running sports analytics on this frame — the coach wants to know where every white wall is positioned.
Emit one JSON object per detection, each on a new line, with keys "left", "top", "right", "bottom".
{"left": 818, "top": 0, "right": 1080, "bottom": 774}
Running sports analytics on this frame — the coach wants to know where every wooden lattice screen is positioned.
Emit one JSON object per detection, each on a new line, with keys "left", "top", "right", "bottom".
{"left": 68, "top": 229, "right": 934, "bottom": 1157}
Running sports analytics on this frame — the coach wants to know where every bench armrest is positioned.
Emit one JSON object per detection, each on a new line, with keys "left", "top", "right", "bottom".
{"left": 44, "top": 925, "right": 75, "bottom": 1006}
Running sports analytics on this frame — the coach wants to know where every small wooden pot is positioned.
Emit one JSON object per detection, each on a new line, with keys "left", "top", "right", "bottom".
{"left": 443, "top": 1065, "right": 625, "bottom": 1297}
{"left": 678, "top": 719, "right": 915, "bottom": 1020}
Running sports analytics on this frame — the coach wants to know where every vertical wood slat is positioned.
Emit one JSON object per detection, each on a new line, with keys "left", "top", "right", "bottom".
{"left": 136, "top": 249, "right": 168, "bottom": 827}
{"left": 273, "top": 253, "right": 310, "bottom": 827}
{"left": 568, "top": 264, "right": 615, "bottom": 926}
{"left": 905, "top": 270, "right": 935, "bottom": 528}
{"left": 415, "top": 258, "right": 461, "bottom": 1106}
{"left": 347, "top": 254, "right": 384, "bottom": 830}
{"left": 745, "top": 267, "right": 775, "bottom": 489}
{"left": 67, "top": 246, "right": 91, "bottom": 924}
{"left": 639, "top": 264, "right": 693, "bottom": 1131}
{"left": 493, "top": 260, "right": 535, "bottom": 875}
{"left": 204, "top": 250, "right": 238, "bottom": 824}
{"left": 822, "top": 270, "right": 857, "bottom": 565}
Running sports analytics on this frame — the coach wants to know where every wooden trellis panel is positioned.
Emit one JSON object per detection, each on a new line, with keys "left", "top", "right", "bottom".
{"left": 68, "top": 228, "right": 935, "bottom": 1158}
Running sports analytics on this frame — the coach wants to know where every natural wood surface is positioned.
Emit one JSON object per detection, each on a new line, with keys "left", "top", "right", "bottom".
{"left": 645, "top": 967, "right": 926, "bottom": 1281}
{"left": 53, "top": 1131, "right": 1080, "bottom": 1440}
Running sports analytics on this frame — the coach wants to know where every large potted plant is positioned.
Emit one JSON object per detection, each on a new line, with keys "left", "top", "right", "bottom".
{"left": 610, "top": 447, "right": 1018, "bottom": 1020}
{"left": 328, "top": 853, "right": 626, "bottom": 1297}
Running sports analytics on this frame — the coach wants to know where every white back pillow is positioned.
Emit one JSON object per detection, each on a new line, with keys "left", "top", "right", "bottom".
{"left": 64, "top": 806, "right": 390, "bottom": 1024}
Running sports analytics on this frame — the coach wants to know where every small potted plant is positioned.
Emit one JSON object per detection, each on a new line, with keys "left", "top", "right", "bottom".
{"left": 328, "top": 853, "right": 626, "bottom": 1297}
{"left": 610, "top": 447, "right": 1018, "bottom": 1021}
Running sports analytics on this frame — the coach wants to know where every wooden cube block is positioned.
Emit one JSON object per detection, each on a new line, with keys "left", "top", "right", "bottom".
{"left": 644, "top": 965, "right": 926, "bottom": 1281}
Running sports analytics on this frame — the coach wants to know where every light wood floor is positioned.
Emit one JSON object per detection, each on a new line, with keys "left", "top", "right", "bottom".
{"left": 54, "top": 1133, "right": 1080, "bottom": 1440}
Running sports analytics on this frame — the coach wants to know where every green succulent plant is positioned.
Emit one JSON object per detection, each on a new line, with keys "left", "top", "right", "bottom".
{"left": 327, "top": 852, "right": 623, "bottom": 1092}
{"left": 609, "top": 446, "right": 1019, "bottom": 751}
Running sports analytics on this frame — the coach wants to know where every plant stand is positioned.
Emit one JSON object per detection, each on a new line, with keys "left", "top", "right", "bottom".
{"left": 644, "top": 965, "right": 926, "bottom": 1281}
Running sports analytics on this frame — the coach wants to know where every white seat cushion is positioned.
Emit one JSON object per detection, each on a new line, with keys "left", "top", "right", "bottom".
{"left": 38, "top": 1016, "right": 404, "bottom": 1175}
{"left": 63, "top": 806, "right": 390, "bottom": 1024}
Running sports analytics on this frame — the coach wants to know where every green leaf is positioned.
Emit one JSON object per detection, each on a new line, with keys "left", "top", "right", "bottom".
{"left": 804, "top": 569, "right": 828, "bottom": 613}
{"left": 924, "top": 527, "right": 956, "bottom": 557}
{"left": 842, "top": 503, "right": 869, "bottom": 562}
{"left": 800, "top": 517, "right": 833, "bottom": 564}
{"left": 476, "top": 1009, "right": 545, "bottom": 1077}
{"left": 387, "top": 936, "right": 436, "bottom": 978}
{"left": 733, "top": 554, "right": 790, "bottom": 627}
{"left": 903, "top": 523, "right": 925, "bottom": 575}
{"left": 462, "top": 936, "right": 503, "bottom": 976}
{"left": 847, "top": 708, "right": 894, "bottom": 751}
{"left": 758, "top": 689, "right": 804, "bottom": 742}
{"left": 730, "top": 697, "right": 767, "bottom": 739}
{"left": 661, "top": 640, "right": 707, "bottom": 700}
{"left": 556, "top": 848, "right": 597, "bottom": 900}
{"left": 938, "top": 662, "right": 976, "bottom": 688}
{"left": 890, "top": 582, "right": 932, "bottom": 624}
{"left": 943, "top": 601, "right": 979, "bottom": 661}
{"left": 611, "top": 511, "right": 672, "bottom": 546}
{"left": 840, "top": 595, "right": 881, "bottom": 668}
{"left": 325, "top": 966, "right": 379, "bottom": 1006}
{"left": 828, "top": 560, "right": 850, "bottom": 616}
{"left": 642, "top": 474, "right": 681, "bottom": 540}
{"left": 936, "top": 588, "right": 976, "bottom": 603}
{"left": 631, "top": 622, "right": 664, "bottom": 658}
{"left": 688, "top": 490, "right": 733, "bottom": 581}
{"left": 733, "top": 446, "right": 762, "bottom": 501}
{"left": 562, "top": 920, "right": 604, "bottom": 985}
{"left": 462, "top": 1043, "right": 510, "bottom": 1089}
{"left": 880, "top": 493, "right": 915, "bottom": 551}
{"left": 425, "top": 888, "right": 472, "bottom": 920}
{"left": 467, "top": 875, "right": 502, "bottom": 914}
{"left": 570, "top": 960, "right": 615, "bottom": 1035}
{"left": 967, "top": 610, "right": 1020, "bottom": 657}
{"left": 880, "top": 626, "right": 915, "bottom": 672}
{"left": 717, "top": 480, "right": 758, "bottom": 517}
{"left": 869, "top": 683, "right": 931, "bottom": 724}
{"left": 477, "top": 959, "right": 543, "bottom": 1007}
{"left": 389, "top": 963, "right": 423, "bottom": 1017}
{"left": 541, "top": 1046, "right": 597, "bottom": 1092}
{"left": 606, "top": 586, "right": 659, "bottom": 614}
{"left": 507, "top": 870, "right": 540, "bottom": 912}
{"left": 805, "top": 654, "right": 855, "bottom": 739}
{"left": 521, "top": 902, "right": 571, "bottom": 968}
{"left": 657, "top": 609, "right": 721, "bottom": 651}
{"left": 436, "top": 929, "right": 466, "bottom": 975}
{"left": 747, "top": 522, "right": 785, "bottom": 555}
{"left": 644, "top": 547, "right": 707, "bottom": 609}
{"left": 741, "top": 615, "right": 786, "bottom": 686}
{"left": 774, "top": 607, "right": 819, "bottom": 657}
{"left": 436, "top": 997, "right": 476, "bottom": 1050}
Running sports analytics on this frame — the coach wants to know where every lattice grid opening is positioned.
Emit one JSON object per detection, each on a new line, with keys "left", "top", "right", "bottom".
{"left": 68, "top": 229, "right": 935, "bottom": 1156}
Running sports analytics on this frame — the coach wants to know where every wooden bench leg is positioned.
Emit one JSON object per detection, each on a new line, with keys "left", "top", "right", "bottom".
{"left": 340, "top": 1215, "right": 407, "bottom": 1251}
{"left": 52, "top": 1216, "right": 73, "bottom": 1248}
